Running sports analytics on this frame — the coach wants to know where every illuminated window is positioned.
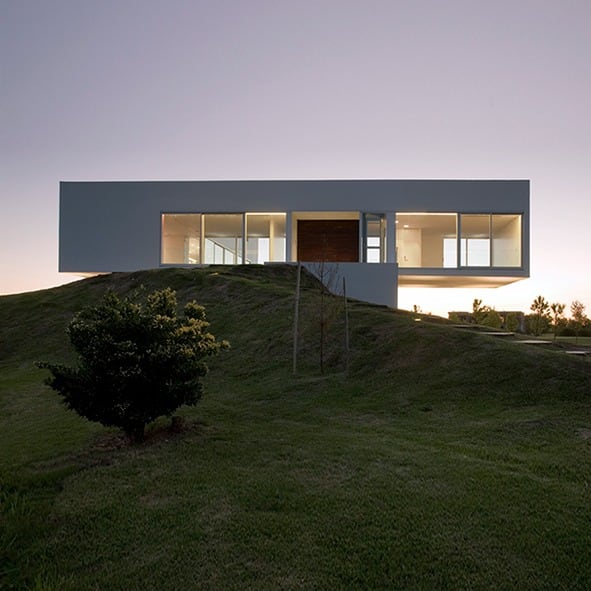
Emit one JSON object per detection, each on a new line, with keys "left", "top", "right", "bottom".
{"left": 396, "top": 213, "right": 457, "bottom": 268}
{"left": 364, "top": 213, "right": 385, "bottom": 263}
{"left": 460, "top": 215, "right": 490, "bottom": 266}
{"left": 161, "top": 212, "right": 289, "bottom": 265}
{"left": 246, "top": 213, "right": 286, "bottom": 263}
{"left": 203, "top": 214, "right": 243, "bottom": 264}
{"left": 161, "top": 214, "right": 201, "bottom": 264}
{"left": 459, "top": 214, "right": 522, "bottom": 267}
{"left": 492, "top": 214, "right": 521, "bottom": 267}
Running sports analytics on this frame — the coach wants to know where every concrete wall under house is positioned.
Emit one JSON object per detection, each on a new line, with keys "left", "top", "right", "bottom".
{"left": 303, "top": 263, "right": 398, "bottom": 308}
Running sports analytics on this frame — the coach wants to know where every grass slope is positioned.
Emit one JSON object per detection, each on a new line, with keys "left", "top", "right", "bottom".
{"left": 1, "top": 267, "right": 590, "bottom": 590}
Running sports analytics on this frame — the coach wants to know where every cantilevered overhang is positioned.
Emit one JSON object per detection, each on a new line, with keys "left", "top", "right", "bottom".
{"left": 398, "top": 269, "right": 527, "bottom": 288}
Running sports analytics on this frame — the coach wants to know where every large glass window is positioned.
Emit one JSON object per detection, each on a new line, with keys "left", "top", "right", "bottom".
{"left": 396, "top": 213, "right": 457, "bottom": 268}
{"left": 161, "top": 214, "right": 201, "bottom": 264}
{"left": 161, "top": 212, "right": 288, "bottom": 265}
{"left": 460, "top": 214, "right": 490, "bottom": 266}
{"left": 492, "top": 214, "right": 521, "bottom": 267}
{"left": 161, "top": 211, "right": 521, "bottom": 269}
{"left": 246, "top": 213, "right": 286, "bottom": 263}
{"left": 459, "top": 214, "right": 522, "bottom": 267}
{"left": 203, "top": 214, "right": 243, "bottom": 264}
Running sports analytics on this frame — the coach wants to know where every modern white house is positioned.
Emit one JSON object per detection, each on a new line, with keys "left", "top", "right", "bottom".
{"left": 59, "top": 180, "right": 529, "bottom": 308}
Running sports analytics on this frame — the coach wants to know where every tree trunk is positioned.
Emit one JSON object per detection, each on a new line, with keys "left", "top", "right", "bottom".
{"left": 125, "top": 422, "right": 145, "bottom": 443}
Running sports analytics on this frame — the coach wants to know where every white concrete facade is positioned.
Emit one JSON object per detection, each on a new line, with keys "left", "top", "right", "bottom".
{"left": 59, "top": 179, "right": 530, "bottom": 308}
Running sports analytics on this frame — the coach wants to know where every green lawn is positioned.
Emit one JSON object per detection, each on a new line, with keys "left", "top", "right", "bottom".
{"left": 543, "top": 334, "right": 591, "bottom": 347}
{"left": 2, "top": 267, "right": 591, "bottom": 590}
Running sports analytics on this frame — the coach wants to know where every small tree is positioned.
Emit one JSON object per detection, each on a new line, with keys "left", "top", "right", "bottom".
{"left": 38, "top": 288, "right": 228, "bottom": 441}
{"left": 472, "top": 299, "right": 487, "bottom": 325}
{"left": 481, "top": 308, "right": 502, "bottom": 329}
{"left": 570, "top": 300, "right": 588, "bottom": 344}
{"left": 549, "top": 302, "right": 566, "bottom": 342}
{"left": 471, "top": 299, "right": 501, "bottom": 328}
{"left": 504, "top": 312, "right": 521, "bottom": 333}
{"left": 530, "top": 295, "right": 550, "bottom": 336}
{"left": 305, "top": 250, "right": 345, "bottom": 375}
{"left": 525, "top": 313, "right": 550, "bottom": 336}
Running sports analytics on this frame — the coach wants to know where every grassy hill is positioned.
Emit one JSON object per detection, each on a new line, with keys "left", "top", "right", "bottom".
{"left": 1, "top": 266, "right": 591, "bottom": 590}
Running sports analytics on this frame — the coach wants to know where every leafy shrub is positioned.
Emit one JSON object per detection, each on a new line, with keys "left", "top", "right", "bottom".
{"left": 38, "top": 288, "right": 228, "bottom": 441}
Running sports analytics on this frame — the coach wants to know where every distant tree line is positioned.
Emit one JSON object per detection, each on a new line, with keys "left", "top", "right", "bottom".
{"left": 449, "top": 297, "right": 589, "bottom": 341}
{"left": 449, "top": 300, "right": 524, "bottom": 332}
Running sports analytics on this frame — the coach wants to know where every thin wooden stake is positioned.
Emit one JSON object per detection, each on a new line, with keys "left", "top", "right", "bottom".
{"left": 293, "top": 262, "right": 301, "bottom": 375}
{"left": 343, "top": 276, "right": 349, "bottom": 374}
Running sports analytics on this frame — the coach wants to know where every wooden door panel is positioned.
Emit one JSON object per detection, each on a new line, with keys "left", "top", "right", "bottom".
{"left": 297, "top": 220, "right": 359, "bottom": 262}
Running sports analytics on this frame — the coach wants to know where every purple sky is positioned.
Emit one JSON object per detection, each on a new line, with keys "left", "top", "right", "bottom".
{"left": 1, "top": 0, "right": 589, "bottom": 316}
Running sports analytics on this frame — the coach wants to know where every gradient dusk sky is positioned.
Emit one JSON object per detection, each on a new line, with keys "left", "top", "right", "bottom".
{"left": 1, "top": 0, "right": 589, "bottom": 317}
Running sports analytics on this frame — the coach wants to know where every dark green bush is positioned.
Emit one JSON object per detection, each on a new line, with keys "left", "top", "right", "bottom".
{"left": 38, "top": 288, "right": 228, "bottom": 441}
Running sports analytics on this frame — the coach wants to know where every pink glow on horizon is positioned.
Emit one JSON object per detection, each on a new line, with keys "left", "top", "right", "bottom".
{"left": 1, "top": 1, "right": 589, "bottom": 317}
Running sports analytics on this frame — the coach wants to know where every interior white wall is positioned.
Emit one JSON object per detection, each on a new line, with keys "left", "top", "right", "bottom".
{"left": 397, "top": 228, "right": 422, "bottom": 267}
{"left": 421, "top": 231, "right": 443, "bottom": 267}
{"left": 492, "top": 215, "right": 521, "bottom": 267}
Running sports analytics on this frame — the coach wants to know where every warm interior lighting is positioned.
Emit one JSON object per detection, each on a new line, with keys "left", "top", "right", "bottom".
{"left": 396, "top": 213, "right": 457, "bottom": 268}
